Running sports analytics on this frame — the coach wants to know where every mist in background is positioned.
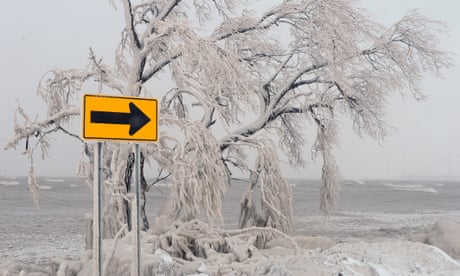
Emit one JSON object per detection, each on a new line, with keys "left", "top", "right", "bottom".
{"left": 1, "top": 1, "right": 459, "bottom": 180}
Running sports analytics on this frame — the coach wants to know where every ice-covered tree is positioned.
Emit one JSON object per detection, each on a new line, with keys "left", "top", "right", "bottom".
{"left": 4, "top": 0, "right": 451, "bottom": 236}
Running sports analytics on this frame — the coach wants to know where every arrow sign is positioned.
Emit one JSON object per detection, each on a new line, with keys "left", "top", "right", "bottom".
{"left": 90, "top": 102, "right": 151, "bottom": 136}
{"left": 83, "top": 94, "right": 158, "bottom": 142}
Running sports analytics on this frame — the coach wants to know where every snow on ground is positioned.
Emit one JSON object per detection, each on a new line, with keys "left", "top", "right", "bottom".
{"left": 1, "top": 211, "right": 460, "bottom": 275}
{"left": 250, "top": 240, "right": 460, "bottom": 275}
{"left": 293, "top": 211, "right": 460, "bottom": 243}
{"left": 2, "top": 177, "right": 460, "bottom": 275}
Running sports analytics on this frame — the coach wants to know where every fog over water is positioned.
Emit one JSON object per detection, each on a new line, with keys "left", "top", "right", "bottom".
{"left": 1, "top": 1, "right": 460, "bottom": 180}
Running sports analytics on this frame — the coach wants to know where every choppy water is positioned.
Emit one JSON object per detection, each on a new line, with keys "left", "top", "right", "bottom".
{"left": 0, "top": 176, "right": 459, "bottom": 263}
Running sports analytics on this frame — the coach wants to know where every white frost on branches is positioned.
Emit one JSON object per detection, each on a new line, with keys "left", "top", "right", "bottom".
{"left": 237, "top": 139, "right": 293, "bottom": 231}
{"left": 4, "top": 0, "right": 452, "bottom": 235}
{"left": 164, "top": 118, "right": 229, "bottom": 223}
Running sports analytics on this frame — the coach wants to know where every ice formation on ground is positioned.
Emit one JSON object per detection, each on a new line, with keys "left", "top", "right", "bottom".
{"left": 2, "top": 219, "right": 460, "bottom": 276}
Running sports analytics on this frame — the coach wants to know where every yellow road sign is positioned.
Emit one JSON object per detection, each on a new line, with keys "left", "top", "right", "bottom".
{"left": 83, "top": 94, "right": 158, "bottom": 142}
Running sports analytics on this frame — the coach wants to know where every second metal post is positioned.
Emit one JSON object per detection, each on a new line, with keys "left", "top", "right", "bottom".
{"left": 134, "top": 144, "right": 141, "bottom": 276}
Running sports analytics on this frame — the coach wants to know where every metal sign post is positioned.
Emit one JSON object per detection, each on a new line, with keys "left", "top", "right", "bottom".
{"left": 93, "top": 142, "right": 103, "bottom": 276}
{"left": 82, "top": 94, "right": 158, "bottom": 276}
{"left": 134, "top": 144, "right": 141, "bottom": 276}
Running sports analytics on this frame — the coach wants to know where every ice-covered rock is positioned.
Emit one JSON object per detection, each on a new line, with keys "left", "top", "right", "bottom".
{"left": 0, "top": 261, "right": 51, "bottom": 276}
{"left": 238, "top": 240, "right": 460, "bottom": 275}
{"left": 265, "top": 236, "right": 335, "bottom": 250}
{"left": 77, "top": 238, "right": 175, "bottom": 276}
{"left": 426, "top": 220, "right": 460, "bottom": 260}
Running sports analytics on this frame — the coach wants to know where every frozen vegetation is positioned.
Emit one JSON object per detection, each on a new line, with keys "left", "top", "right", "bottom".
{"left": 2, "top": 0, "right": 458, "bottom": 274}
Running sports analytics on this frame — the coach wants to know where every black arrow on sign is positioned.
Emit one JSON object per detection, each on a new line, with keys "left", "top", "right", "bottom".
{"left": 90, "top": 102, "right": 151, "bottom": 136}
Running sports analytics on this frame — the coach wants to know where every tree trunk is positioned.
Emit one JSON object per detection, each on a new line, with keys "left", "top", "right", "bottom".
{"left": 140, "top": 152, "right": 149, "bottom": 230}
{"left": 124, "top": 152, "right": 135, "bottom": 231}
{"left": 123, "top": 151, "right": 149, "bottom": 231}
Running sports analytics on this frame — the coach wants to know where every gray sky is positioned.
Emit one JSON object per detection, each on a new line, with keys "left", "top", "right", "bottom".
{"left": 1, "top": 1, "right": 459, "bottom": 180}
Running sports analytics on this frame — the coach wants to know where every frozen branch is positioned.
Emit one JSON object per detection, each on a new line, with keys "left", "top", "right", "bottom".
{"left": 141, "top": 52, "right": 181, "bottom": 83}
{"left": 122, "top": 0, "right": 142, "bottom": 49}
{"left": 4, "top": 107, "right": 80, "bottom": 151}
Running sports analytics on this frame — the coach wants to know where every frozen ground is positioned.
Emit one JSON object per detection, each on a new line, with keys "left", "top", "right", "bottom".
{"left": 1, "top": 177, "right": 459, "bottom": 272}
{"left": 293, "top": 211, "right": 460, "bottom": 243}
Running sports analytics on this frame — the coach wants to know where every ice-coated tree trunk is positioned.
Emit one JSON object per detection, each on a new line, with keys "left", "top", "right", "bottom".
{"left": 122, "top": 151, "right": 149, "bottom": 232}
{"left": 140, "top": 152, "right": 149, "bottom": 230}
{"left": 124, "top": 152, "right": 135, "bottom": 231}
